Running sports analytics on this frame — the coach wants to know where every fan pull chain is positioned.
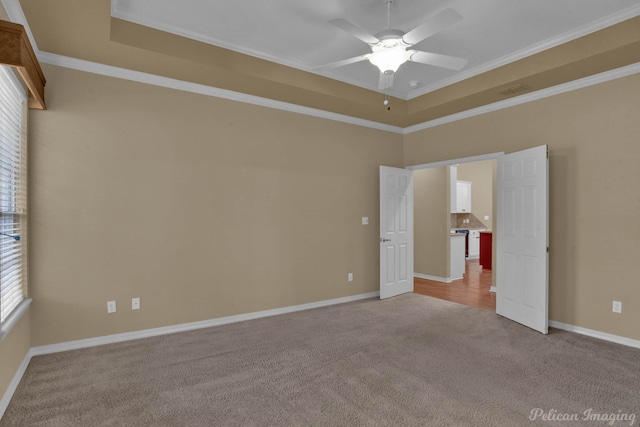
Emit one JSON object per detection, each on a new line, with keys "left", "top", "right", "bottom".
{"left": 383, "top": 73, "right": 391, "bottom": 110}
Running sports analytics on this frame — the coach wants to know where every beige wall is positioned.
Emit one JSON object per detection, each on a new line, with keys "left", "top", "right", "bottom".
{"left": 27, "top": 64, "right": 403, "bottom": 346}
{"left": 404, "top": 72, "right": 640, "bottom": 340}
{"left": 413, "top": 168, "right": 449, "bottom": 279}
{"left": 457, "top": 160, "right": 495, "bottom": 230}
{"left": 0, "top": 313, "right": 30, "bottom": 404}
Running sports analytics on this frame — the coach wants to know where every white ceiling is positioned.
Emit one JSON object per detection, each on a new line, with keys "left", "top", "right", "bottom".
{"left": 111, "top": 0, "right": 640, "bottom": 99}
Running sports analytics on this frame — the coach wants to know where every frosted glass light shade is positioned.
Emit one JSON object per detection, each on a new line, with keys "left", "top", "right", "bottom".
{"left": 367, "top": 43, "right": 412, "bottom": 73}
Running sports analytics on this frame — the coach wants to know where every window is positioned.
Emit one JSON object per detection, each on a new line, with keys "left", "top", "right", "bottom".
{"left": 0, "top": 65, "right": 29, "bottom": 340}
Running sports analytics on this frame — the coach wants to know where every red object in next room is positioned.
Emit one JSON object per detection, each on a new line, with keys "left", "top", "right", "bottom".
{"left": 479, "top": 231, "right": 492, "bottom": 270}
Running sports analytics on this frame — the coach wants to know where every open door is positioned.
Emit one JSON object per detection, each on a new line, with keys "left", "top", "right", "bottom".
{"left": 496, "top": 145, "right": 549, "bottom": 333}
{"left": 379, "top": 166, "right": 414, "bottom": 299}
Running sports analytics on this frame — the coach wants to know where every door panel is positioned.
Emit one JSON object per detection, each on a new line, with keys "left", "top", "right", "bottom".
{"left": 379, "top": 166, "right": 414, "bottom": 299}
{"left": 496, "top": 145, "right": 549, "bottom": 334}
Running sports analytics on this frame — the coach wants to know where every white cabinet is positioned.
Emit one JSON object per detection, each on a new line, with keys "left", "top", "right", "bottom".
{"left": 450, "top": 234, "right": 465, "bottom": 280}
{"left": 468, "top": 230, "right": 480, "bottom": 259}
{"left": 456, "top": 181, "right": 472, "bottom": 213}
{"left": 450, "top": 166, "right": 472, "bottom": 213}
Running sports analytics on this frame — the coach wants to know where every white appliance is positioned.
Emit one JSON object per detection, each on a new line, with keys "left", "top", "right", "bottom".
{"left": 468, "top": 230, "right": 480, "bottom": 259}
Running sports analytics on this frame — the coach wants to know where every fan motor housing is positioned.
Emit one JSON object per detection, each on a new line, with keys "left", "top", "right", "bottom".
{"left": 374, "top": 29, "right": 407, "bottom": 45}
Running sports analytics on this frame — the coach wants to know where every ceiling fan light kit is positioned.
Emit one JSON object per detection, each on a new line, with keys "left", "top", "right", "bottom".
{"left": 367, "top": 36, "right": 412, "bottom": 73}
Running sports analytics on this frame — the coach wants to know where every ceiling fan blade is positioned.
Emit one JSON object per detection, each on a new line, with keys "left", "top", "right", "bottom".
{"left": 378, "top": 71, "right": 394, "bottom": 90}
{"left": 329, "top": 18, "right": 379, "bottom": 45}
{"left": 315, "top": 55, "right": 368, "bottom": 71}
{"left": 402, "top": 8, "right": 462, "bottom": 45}
{"left": 410, "top": 51, "right": 468, "bottom": 70}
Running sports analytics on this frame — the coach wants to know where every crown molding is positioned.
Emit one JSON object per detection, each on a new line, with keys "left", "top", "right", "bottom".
{"left": 37, "top": 52, "right": 405, "bottom": 134}
{"left": 403, "top": 61, "right": 640, "bottom": 134}
{"left": 110, "top": 1, "right": 640, "bottom": 101}
{"left": 4, "top": 0, "right": 640, "bottom": 134}
{"left": 408, "top": 3, "right": 640, "bottom": 99}
{"left": 110, "top": 2, "right": 407, "bottom": 99}
{"left": 31, "top": 52, "right": 640, "bottom": 136}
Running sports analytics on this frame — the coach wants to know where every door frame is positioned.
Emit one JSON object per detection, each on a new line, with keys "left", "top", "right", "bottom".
{"left": 406, "top": 151, "right": 504, "bottom": 298}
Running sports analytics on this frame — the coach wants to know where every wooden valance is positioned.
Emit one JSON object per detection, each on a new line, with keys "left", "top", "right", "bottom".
{"left": 0, "top": 20, "right": 46, "bottom": 109}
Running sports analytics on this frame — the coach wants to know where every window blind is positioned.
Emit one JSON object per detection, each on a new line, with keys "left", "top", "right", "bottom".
{"left": 0, "top": 65, "right": 27, "bottom": 324}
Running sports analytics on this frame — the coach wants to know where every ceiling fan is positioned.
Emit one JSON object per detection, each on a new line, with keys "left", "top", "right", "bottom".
{"left": 317, "top": 0, "right": 468, "bottom": 91}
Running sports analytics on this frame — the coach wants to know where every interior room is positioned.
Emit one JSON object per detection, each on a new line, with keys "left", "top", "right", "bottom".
{"left": 413, "top": 159, "right": 497, "bottom": 311}
{"left": 1, "top": 0, "right": 640, "bottom": 424}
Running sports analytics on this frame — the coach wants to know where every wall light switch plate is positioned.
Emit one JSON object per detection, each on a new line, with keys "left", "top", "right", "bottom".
{"left": 348, "top": 273, "right": 353, "bottom": 282}
{"left": 132, "top": 298, "right": 140, "bottom": 310}
{"left": 107, "top": 301, "right": 116, "bottom": 314}
{"left": 362, "top": 217, "right": 369, "bottom": 225}
{"left": 484, "top": 215, "right": 490, "bottom": 221}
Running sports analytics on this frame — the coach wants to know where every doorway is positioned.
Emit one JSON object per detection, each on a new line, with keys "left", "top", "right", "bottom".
{"left": 410, "top": 153, "right": 499, "bottom": 311}
{"left": 381, "top": 146, "right": 549, "bottom": 333}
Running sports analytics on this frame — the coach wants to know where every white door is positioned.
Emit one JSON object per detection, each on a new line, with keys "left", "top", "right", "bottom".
{"left": 379, "top": 166, "right": 414, "bottom": 299}
{"left": 496, "top": 145, "right": 549, "bottom": 334}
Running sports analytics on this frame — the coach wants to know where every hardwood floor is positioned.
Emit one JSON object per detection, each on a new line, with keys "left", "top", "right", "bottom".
{"left": 414, "top": 259, "right": 496, "bottom": 311}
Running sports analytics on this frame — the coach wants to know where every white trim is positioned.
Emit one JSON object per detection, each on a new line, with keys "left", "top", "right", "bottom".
{"left": 549, "top": 320, "right": 640, "bottom": 350}
{"left": 4, "top": 0, "right": 640, "bottom": 134}
{"left": 1, "top": 292, "right": 380, "bottom": 419}
{"left": 110, "top": 0, "right": 640, "bottom": 101}
{"left": 3, "top": 298, "right": 640, "bottom": 419}
{"left": 111, "top": 1, "right": 640, "bottom": 100}
{"left": 39, "top": 55, "right": 640, "bottom": 136}
{"left": 29, "top": 291, "right": 380, "bottom": 357}
{"left": 0, "top": 299, "right": 31, "bottom": 343}
{"left": 408, "top": 3, "right": 640, "bottom": 99}
{"left": 414, "top": 273, "right": 452, "bottom": 283}
{"left": 406, "top": 152, "right": 504, "bottom": 170}
{"left": 37, "top": 52, "right": 405, "bottom": 135}
{"left": 0, "top": 0, "right": 39, "bottom": 53}
{"left": 403, "top": 62, "right": 640, "bottom": 134}
{"left": 0, "top": 348, "right": 32, "bottom": 419}
{"left": 110, "top": 3, "right": 310, "bottom": 77}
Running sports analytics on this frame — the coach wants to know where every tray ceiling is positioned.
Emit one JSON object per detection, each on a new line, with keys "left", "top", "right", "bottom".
{"left": 111, "top": 0, "right": 640, "bottom": 99}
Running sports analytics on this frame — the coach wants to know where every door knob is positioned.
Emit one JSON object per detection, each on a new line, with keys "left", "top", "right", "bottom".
{"left": 380, "top": 238, "right": 391, "bottom": 242}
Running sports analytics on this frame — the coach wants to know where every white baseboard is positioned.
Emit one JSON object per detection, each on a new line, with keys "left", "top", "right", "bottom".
{"left": 5, "top": 294, "right": 639, "bottom": 420}
{"left": 549, "top": 320, "right": 640, "bottom": 350}
{"left": 30, "top": 291, "right": 380, "bottom": 356}
{"left": 414, "top": 273, "right": 452, "bottom": 283}
{"left": 0, "top": 348, "right": 34, "bottom": 419}
{"left": 0, "top": 291, "right": 379, "bottom": 420}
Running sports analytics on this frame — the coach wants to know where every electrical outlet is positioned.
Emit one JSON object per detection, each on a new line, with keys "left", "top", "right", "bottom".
{"left": 362, "top": 217, "right": 369, "bottom": 225}
{"left": 612, "top": 301, "right": 622, "bottom": 314}
{"left": 348, "top": 273, "right": 353, "bottom": 282}
{"left": 132, "top": 298, "right": 140, "bottom": 310}
{"left": 107, "top": 301, "right": 116, "bottom": 314}
{"left": 484, "top": 215, "right": 490, "bottom": 221}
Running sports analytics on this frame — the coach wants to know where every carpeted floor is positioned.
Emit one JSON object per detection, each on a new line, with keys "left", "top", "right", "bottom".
{"left": 2, "top": 293, "right": 639, "bottom": 426}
